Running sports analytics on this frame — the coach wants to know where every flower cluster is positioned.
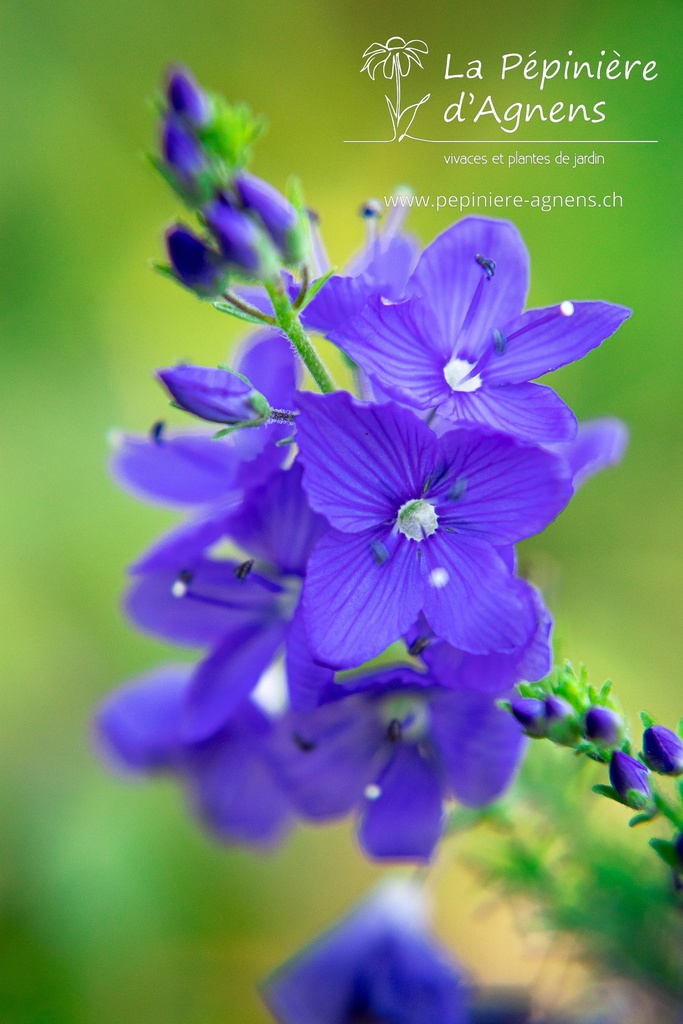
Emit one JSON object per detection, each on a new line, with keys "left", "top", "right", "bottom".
{"left": 96, "top": 68, "right": 632, "bottom": 875}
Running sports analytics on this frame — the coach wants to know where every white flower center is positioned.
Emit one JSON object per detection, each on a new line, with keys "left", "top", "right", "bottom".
{"left": 396, "top": 498, "right": 438, "bottom": 541}
{"left": 443, "top": 356, "right": 482, "bottom": 392}
{"left": 380, "top": 695, "right": 430, "bottom": 743}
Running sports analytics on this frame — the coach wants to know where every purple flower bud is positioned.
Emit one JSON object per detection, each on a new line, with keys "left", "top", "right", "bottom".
{"left": 584, "top": 706, "right": 622, "bottom": 746}
{"left": 544, "top": 695, "right": 573, "bottom": 724}
{"left": 609, "top": 751, "right": 651, "bottom": 805}
{"left": 166, "top": 65, "right": 210, "bottom": 127}
{"left": 643, "top": 725, "right": 683, "bottom": 775}
{"left": 165, "top": 226, "right": 226, "bottom": 296}
{"left": 674, "top": 831, "right": 683, "bottom": 868}
{"left": 234, "top": 172, "right": 301, "bottom": 262}
{"left": 510, "top": 697, "right": 546, "bottom": 738}
{"left": 157, "top": 364, "right": 270, "bottom": 425}
{"left": 204, "top": 196, "right": 273, "bottom": 277}
{"left": 162, "top": 115, "right": 204, "bottom": 184}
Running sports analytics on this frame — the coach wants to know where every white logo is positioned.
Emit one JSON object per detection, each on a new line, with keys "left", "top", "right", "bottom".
{"left": 360, "top": 37, "right": 430, "bottom": 142}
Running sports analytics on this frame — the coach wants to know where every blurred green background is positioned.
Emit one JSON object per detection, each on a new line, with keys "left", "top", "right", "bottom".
{"left": 1, "top": 0, "right": 682, "bottom": 1019}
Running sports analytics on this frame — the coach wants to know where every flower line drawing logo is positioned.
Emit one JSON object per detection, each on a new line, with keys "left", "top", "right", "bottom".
{"left": 361, "top": 37, "right": 431, "bottom": 142}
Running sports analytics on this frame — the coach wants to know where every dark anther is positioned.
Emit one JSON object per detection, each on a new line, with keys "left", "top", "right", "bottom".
{"left": 306, "top": 207, "right": 320, "bottom": 225}
{"left": 360, "top": 198, "right": 383, "bottom": 219}
{"left": 447, "top": 475, "right": 467, "bottom": 502}
{"left": 235, "top": 559, "right": 254, "bottom": 581}
{"left": 293, "top": 733, "right": 317, "bottom": 753}
{"left": 178, "top": 568, "right": 194, "bottom": 585}
{"left": 493, "top": 328, "right": 508, "bottom": 354}
{"left": 371, "top": 539, "right": 389, "bottom": 565}
{"left": 150, "top": 420, "right": 165, "bottom": 443}
{"left": 475, "top": 253, "right": 496, "bottom": 279}
{"left": 387, "top": 719, "right": 402, "bottom": 742}
{"left": 408, "top": 636, "right": 431, "bottom": 657}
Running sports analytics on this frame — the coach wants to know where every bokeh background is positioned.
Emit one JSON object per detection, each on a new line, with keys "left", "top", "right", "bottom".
{"left": 1, "top": 0, "right": 682, "bottom": 1019}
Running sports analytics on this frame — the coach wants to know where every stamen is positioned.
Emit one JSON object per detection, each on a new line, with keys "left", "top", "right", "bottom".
{"left": 293, "top": 733, "right": 316, "bottom": 753}
{"left": 364, "top": 783, "right": 382, "bottom": 800}
{"left": 387, "top": 719, "right": 402, "bottom": 742}
{"left": 360, "top": 198, "right": 382, "bottom": 250}
{"left": 475, "top": 253, "right": 496, "bottom": 279}
{"left": 447, "top": 476, "right": 467, "bottom": 501}
{"left": 171, "top": 568, "right": 193, "bottom": 598}
{"left": 408, "top": 636, "right": 431, "bottom": 657}
{"left": 493, "top": 328, "right": 508, "bottom": 354}
{"left": 429, "top": 567, "right": 449, "bottom": 589}
{"left": 371, "top": 539, "right": 390, "bottom": 565}
{"left": 234, "top": 559, "right": 254, "bottom": 581}
{"left": 150, "top": 420, "right": 165, "bottom": 443}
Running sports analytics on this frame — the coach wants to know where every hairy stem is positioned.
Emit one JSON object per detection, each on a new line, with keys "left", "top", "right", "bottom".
{"left": 265, "top": 280, "right": 335, "bottom": 393}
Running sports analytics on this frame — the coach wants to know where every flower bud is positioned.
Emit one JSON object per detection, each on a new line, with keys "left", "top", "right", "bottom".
{"left": 510, "top": 697, "right": 546, "bottom": 738}
{"left": 643, "top": 725, "right": 683, "bottom": 776}
{"left": 166, "top": 65, "right": 210, "bottom": 127}
{"left": 165, "top": 226, "right": 227, "bottom": 297}
{"left": 234, "top": 173, "right": 303, "bottom": 263}
{"left": 609, "top": 751, "right": 651, "bottom": 806}
{"left": 161, "top": 115, "right": 205, "bottom": 185}
{"left": 584, "top": 706, "right": 622, "bottom": 746}
{"left": 544, "top": 695, "right": 573, "bottom": 724}
{"left": 157, "top": 364, "right": 270, "bottom": 425}
{"left": 204, "top": 196, "right": 276, "bottom": 278}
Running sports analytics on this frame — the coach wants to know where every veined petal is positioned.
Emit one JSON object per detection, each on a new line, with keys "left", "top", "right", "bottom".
{"left": 296, "top": 392, "right": 440, "bottom": 533}
{"left": 224, "top": 462, "right": 327, "bottom": 576}
{"left": 483, "top": 301, "right": 632, "bottom": 386}
{"left": 407, "top": 217, "right": 529, "bottom": 363}
{"left": 441, "top": 382, "right": 578, "bottom": 443}
{"left": 359, "top": 745, "right": 444, "bottom": 861}
{"left": 421, "top": 534, "right": 535, "bottom": 654}
{"left": 236, "top": 329, "right": 302, "bottom": 410}
{"left": 302, "top": 529, "right": 423, "bottom": 668}
{"left": 433, "top": 427, "right": 573, "bottom": 543}
{"left": 183, "top": 620, "right": 287, "bottom": 740}
{"left": 285, "top": 606, "right": 335, "bottom": 711}
{"left": 430, "top": 690, "right": 527, "bottom": 806}
{"left": 328, "top": 297, "right": 450, "bottom": 410}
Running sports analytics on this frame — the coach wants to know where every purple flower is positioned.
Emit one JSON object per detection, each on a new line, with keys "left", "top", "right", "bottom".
{"left": 95, "top": 664, "right": 290, "bottom": 846}
{"left": 510, "top": 697, "right": 547, "bottom": 737}
{"left": 165, "top": 225, "right": 227, "bottom": 296}
{"left": 111, "top": 330, "right": 300, "bottom": 511}
{"left": 548, "top": 417, "right": 628, "bottom": 490}
{"left": 273, "top": 663, "right": 525, "bottom": 861}
{"left": 204, "top": 194, "right": 276, "bottom": 278}
{"left": 643, "top": 725, "right": 683, "bottom": 776}
{"left": 166, "top": 65, "right": 210, "bottom": 127}
{"left": 584, "top": 706, "right": 623, "bottom": 746}
{"left": 161, "top": 115, "right": 205, "bottom": 186}
{"left": 157, "top": 363, "right": 271, "bottom": 425}
{"left": 263, "top": 879, "right": 470, "bottom": 1024}
{"left": 124, "top": 462, "right": 327, "bottom": 740}
{"left": 328, "top": 217, "right": 631, "bottom": 443}
{"left": 234, "top": 172, "right": 302, "bottom": 264}
{"left": 609, "top": 751, "right": 651, "bottom": 805}
{"left": 295, "top": 390, "right": 572, "bottom": 666}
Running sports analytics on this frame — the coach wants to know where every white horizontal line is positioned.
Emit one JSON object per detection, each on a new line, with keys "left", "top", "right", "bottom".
{"left": 344, "top": 139, "right": 658, "bottom": 144}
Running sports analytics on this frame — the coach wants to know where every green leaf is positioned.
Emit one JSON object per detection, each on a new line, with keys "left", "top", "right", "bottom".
{"left": 198, "top": 98, "right": 266, "bottom": 171}
{"left": 598, "top": 680, "right": 613, "bottom": 704}
{"left": 677, "top": 717, "right": 683, "bottom": 740}
{"left": 649, "top": 838, "right": 680, "bottom": 868}
{"left": 298, "top": 267, "right": 337, "bottom": 311}
{"left": 640, "top": 711, "right": 656, "bottom": 729}
{"left": 592, "top": 784, "right": 627, "bottom": 806}
{"left": 213, "top": 300, "right": 267, "bottom": 326}
{"left": 628, "top": 810, "right": 658, "bottom": 827}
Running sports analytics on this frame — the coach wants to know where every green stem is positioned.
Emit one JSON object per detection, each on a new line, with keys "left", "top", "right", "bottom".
{"left": 266, "top": 280, "right": 335, "bottom": 393}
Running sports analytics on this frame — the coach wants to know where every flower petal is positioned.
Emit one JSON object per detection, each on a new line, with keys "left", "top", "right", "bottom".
{"left": 359, "top": 745, "right": 444, "bottom": 861}
{"left": 183, "top": 619, "right": 287, "bottom": 741}
{"left": 483, "top": 301, "right": 632, "bottom": 386}
{"left": 302, "top": 529, "right": 423, "bottom": 667}
{"left": 328, "top": 296, "right": 450, "bottom": 410}
{"left": 430, "top": 690, "right": 527, "bottom": 806}
{"left": 296, "top": 391, "right": 440, "bottom": 533}
{"left": 236, "top": 328, "right": 302, "bottom": 410}
{"left": 94, "top": 664, "right": 190, "bottom": 772}
{"left": 285, "top": 606, "right": 335, "bottom": 711}
{"left": 131, "top": 509, "right": 232, "bottom": 574}
{"left": 407, "top": 217, "right": 529, "bottom": 363}
{"left": 441, "top": 381, "right": 578, "bottom": 443}
{"left": 421, "top": 534, "right": 536, "bottom": 654}
{"left": 433, "top": 427, "right": 573, "bottom": 543}
{"left": 550, "top": 417, "right": 628, "bottom": 490}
